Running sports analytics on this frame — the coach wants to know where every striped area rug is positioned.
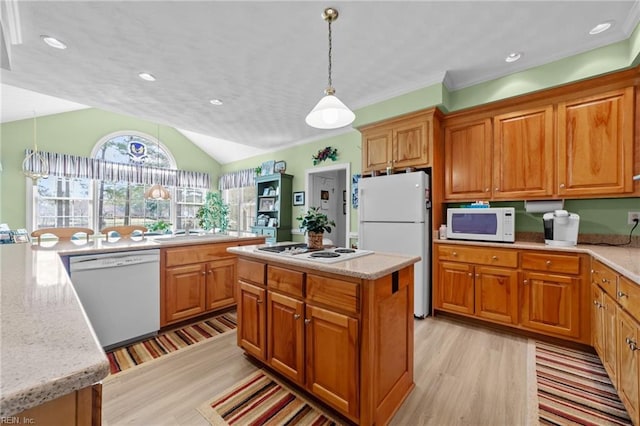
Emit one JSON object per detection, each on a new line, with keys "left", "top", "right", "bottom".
{"left": 197, "top": 369, "right": 341, "bottom": 425}
{"left": 106, "top": 311, "right": 237, "bottom": 375}
{"left": 535, "top": 340, "right": 632, "bottom": 425}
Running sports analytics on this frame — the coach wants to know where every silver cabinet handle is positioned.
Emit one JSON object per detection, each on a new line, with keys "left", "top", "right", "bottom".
{"left": 618, "top": 291, "right": 628, "bottom": 298}
{"left": 523, "top": 280, "right": 529, "bottom": 285}
{"left": 468, "top": 273, "right": 473, "bottom": 277}
{"left": 545, "top": 260, "right": 552, "bottom": 266}
{"left": 559, "top": 183, "right": 565, "bottom": 188}
{"left": 202, "top": 271, "right": 206, "bottom": 276}
{"left": 304, "top": 318, "right": 311, "bottom": 325}
{"left": 485, "top": 188, "right": 490, "bottom": 192}
{"left": 492, "top": 255, "right": 498, "bottom": 260}
{"left": 495, "top": 188, "right": 499, "bottom": 192}
{"left": 452, "top": 252, "right": 458, "bottom": 256}
{"left": 475, "top": 273, "right": 480, "bottom": 278}
{"left": 293, "top": 314, "right": 300, "bottom": 319}
{"left": 591, "top": 269, "right": 597, "bottom": 274}
{"left": 626, "top": 337, "right": 632, "bottom": 345}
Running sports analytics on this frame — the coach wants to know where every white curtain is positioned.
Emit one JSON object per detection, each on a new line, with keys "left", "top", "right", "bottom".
{"left": 218, "top": 168, "right": 256, "bottom": 190}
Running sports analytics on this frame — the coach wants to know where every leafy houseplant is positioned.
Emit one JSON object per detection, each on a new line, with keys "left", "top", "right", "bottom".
{"left": 196, "top": 192, "right": 230, "bottom": 233}
{"left": 148, "top": 219, "right": 172, "bottom": 234}
{"left": 296, "top": 206, "right": 336, "bottom": 249}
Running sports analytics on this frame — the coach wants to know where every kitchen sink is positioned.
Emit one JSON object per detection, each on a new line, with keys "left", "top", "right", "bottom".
{"left": 152, "top": 234, "right": 232, "bottom": 244}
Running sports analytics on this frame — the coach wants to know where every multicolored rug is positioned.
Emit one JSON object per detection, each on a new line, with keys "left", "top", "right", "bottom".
{"left": 197, "top": 369, "right": 341, "bottom": 425}
{"left": 535, "top": 340, "right": 632, "bottom": 425}
{"left": 106, "top": 311, "right": 237, "bottom": 375}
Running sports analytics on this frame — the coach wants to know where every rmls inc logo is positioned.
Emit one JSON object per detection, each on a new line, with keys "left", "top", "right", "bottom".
{"left": 0, "top": 416, "right": 35, "bottom": 424}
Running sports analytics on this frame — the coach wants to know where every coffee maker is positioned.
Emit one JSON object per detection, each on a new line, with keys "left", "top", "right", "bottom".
{"left": 543, "top": 210, "right": 580, "bottom": 247}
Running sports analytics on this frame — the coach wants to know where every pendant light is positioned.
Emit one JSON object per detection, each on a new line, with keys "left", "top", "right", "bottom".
{"left": 22, "top": 112, "right": 49, "bottom": 184}
{"left": 305, "top": 7, "right": 355, "bottom": 129}
{"left": 144, "top": 125, "right": 171, "bottom": 200}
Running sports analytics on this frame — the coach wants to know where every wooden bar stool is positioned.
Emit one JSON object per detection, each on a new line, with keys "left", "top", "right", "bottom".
{"left": 101, "top": 225, "right": 147, "bottom": 241}
{"left": 31, "top": 227, "right": 95, "bottom": 244}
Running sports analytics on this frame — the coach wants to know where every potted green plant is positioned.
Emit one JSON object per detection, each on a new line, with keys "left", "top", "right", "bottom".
{"left": 296, "top": 206, "right": 336, "bottom": 249}
{"left": 196, "top": 192, "right": 230, "bottom": 233}
{"left": 148, "top": 219, "right": 172, "bottom": 234}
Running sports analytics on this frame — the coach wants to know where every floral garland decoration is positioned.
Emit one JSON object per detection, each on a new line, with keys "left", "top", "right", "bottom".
{"left": 312, "top": 146, "right": 338, "bottom": 165}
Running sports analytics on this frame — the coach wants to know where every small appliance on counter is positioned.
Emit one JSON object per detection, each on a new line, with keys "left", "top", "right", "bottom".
{"left": 543, "top": 210, "right": 580, "bottom": 247}
{"left": 446, "top": 207, "right": 515, "bottom": 243}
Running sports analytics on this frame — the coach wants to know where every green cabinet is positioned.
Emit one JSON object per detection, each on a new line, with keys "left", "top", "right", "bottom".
{"left": 251, "top": 174, "right": 293, "bottom": 243}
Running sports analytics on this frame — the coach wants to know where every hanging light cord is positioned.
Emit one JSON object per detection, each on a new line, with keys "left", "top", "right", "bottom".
{"left": 327, "top": 18, "right": 333, "bottom": 89}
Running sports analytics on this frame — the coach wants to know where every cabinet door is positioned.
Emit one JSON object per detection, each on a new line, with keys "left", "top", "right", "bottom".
{"left": 521, "top": 272, "right": 580, "bottom": 338}
{"left": 205, "top": 258, "right": 236, "bottom": 312}
{"left": 444, "top": 119, "right": 493, "bottom": 200}
{"left": 617, "top": 307, "right": 640, "bottom": 425}
{"left": 591, "top": 284, "right": 605, "bottom": 359}
{"left": 474, "top": 266, "right": 518, "bottom": 324}
{"left": 493, "top": 106, "right": 554, "bottom": 199}
{"left": 362, "top": 128, "right": 393, "bottom": 173}
{"left": 557, "top": 87, "right": 634, "bottom": 196}
{"left": 393, "top": 119, "right": 430, "bottom": 169}
{"left": 603, "top": 291, "right": 618, "bottom": 384}
{"left": 165, "top": 264, "right": 206, "bottom": 323}
{"left": 267, "top": 291, "right": 304, "bottom": 384}
{"left": 305, "top": 304, "right": 359, "bottom": 419}
{"left": 436, "top": 261, "right": 474, "bottom": 315}
{"left": 237, "top": 281, "right": 267, "bottom": 361}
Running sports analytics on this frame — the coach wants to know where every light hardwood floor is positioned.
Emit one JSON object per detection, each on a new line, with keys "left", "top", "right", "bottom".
{"left": 102, "top": 316, "right": 532, "bottom": 426}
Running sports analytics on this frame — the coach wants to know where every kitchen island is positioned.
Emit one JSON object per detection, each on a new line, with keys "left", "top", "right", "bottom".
{"left": 0, "top": 233, "right": 264, "bottom": 423}
{"left": 228, "top": 244, "right": 420, "bottom": 426}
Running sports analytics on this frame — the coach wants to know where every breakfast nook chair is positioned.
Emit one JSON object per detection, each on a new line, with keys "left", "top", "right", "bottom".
{"left": 101, "top": 225, "right": 148, "bottom": 241}
{"left": 31, "top": 227, "right": 95, "bottom": 244}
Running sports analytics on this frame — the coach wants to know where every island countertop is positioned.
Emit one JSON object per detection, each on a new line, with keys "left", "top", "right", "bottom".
{"left": 228, "top": 244, "right": 420, "bottom": 280}
{"left": 0, "top": 244, "right": 109, "bottom": 417}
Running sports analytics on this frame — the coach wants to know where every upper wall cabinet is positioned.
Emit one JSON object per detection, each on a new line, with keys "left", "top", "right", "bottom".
{"left": 557, "top": 87, "right": 635, "bottom": 197}
{"left": 492, "top": 106, "right": 554, "bottom": 199}
{"left": 360, "top": 109, "right": 441, "bottom": 175}
{"left": 444, "top": 118, "right": 493, "bottom": 200}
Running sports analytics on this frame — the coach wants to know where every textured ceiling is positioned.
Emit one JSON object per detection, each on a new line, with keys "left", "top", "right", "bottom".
{"left": 2, "top": 1, "right": 640, "bottom": 164}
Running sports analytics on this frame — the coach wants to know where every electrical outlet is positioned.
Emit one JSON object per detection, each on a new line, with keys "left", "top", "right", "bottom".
{"left": 629, "top": 212, "right": 640, "bottom": 225}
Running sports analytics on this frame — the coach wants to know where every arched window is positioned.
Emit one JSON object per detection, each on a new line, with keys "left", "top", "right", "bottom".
{"left": 31, "top": 131, "right": 208, "bottom": 234}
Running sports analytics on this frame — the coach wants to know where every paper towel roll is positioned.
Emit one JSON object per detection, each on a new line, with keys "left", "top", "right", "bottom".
{"left": 524, "top": 200, "right": 564, "bottom": 213}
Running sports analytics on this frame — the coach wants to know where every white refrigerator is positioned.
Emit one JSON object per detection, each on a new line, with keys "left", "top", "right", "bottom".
{"left": 358, "top": 171, "right": 431, "bottom": 317}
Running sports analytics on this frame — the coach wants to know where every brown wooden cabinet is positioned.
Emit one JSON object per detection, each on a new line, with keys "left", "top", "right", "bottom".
{"left": 520, "top": 251, "right": 585, "bottom": 339}
{"left": 15, "top": 384, "right": 102, "bottom": 426}
{"left": 360, "top": 108, "right": 440, "bottom": 175}
{"left": 557, "top": 87, "right": 635, "bottom": 197}
{"left": 492, "top": 106, "right": 554, "bottom": 199}
{"left": 591, "top": 260, "right": 619, "bottom": 382}
{"left": 435, "top": 245, "right": 518, "bottom": 325}
{"left": 161, "top": 239, "right": 263, "bottom": 326}
{"left": 617, "top": 307, "right": 640, "bottom": 425}
{"left": 235, "top": 255, "right": 415, "bottom": 426}
{"left": 443, "top": 118, "right": 493, "bottom": 200}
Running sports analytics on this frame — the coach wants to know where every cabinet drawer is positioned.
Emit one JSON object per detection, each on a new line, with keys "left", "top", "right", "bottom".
{"left": 268, "top": 265, "right": 304, "bottom": 298}
{"left": 263, "top": 228, "right": 276, "bottom": 238}
{"left": 618, "top": 276, "right": 640, "bottom": 323}
{"left": 307, "top": 274, "right": 359, "bottom": 315}
{"left": 591, "top": 259, "right": 618, "bottom": 299}
{"left": 238, "top": 258, "right": 265, "bottom": 285}
{"left": 165, "top": 243, "right": 235, "bottom": 267}
{"left": 437, "top": 245, "right": 517, "bottom": 268}
{"left": 521, "top": 252, "right": 580, "bottom": 275}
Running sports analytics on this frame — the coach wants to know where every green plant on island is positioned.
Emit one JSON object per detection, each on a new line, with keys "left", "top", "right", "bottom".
{"left": 296, "top": 206, "right": 336, "bottom": 234}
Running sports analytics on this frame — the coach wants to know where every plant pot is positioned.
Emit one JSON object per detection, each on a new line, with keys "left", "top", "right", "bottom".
{"left": 307, "top": 231, "right": 324, "bottom": 249}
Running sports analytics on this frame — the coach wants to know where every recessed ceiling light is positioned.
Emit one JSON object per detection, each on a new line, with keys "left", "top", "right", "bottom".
{"left": 209, "top": 99, "right": 223, "bottom": 106}
{"left": 589, "top": 21, "right": 613, "bottom": 35}
{"left": 41, "top": 36, "right": 67, "bottom": 50}
{"left": 505, "top": 52, "right": 522, "bottom": 63}
{"left": 138, "top": 72, "right": 156, "bottom": 82}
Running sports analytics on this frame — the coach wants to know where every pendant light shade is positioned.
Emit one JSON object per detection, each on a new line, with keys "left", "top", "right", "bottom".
{"left": 305, "top": 7, "right": 354, "bottom": 130}
{"left": 144, "top": 125, "right": 171, "bottom": 200}
{"left": 22, "top": 112, "right": 49, "bottom": 184}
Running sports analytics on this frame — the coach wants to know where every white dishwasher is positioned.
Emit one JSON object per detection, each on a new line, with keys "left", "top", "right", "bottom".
{"left": 70, "top": 249, "right": 160, "bottom": 349}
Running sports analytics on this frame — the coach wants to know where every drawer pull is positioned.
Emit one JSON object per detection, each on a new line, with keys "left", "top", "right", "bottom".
{"left": 452, "top": 252, "right": 458, "bottom": 257}
{"left": 523, "top": 280, "right": 528, "bottom": 285}
{"left": 602, "top": 278, "right": 609, "bottom": 284}
{"left": 293, "top": 314, "right": 301, "bottom": 320}
{"left": 202, "top": 271, "right": 206, "bottom": 276}
{"left": 492, "top": 256, "right": 498, "bottom": 260}
{"left": 545, "top": 260, "right": 552, "bottom": 266}
{"left": 626, "top": 337, "right": 633, "bottom": 345}
{"left": 304, "top": 318, "right": 311, "bottom": 325}
{"left": 631, "top": 342, "right": 640, "bottom": 352}
{"left": 475, "top": 274, "right": 480, "bottom": 278}
{"left": 593, "top": 300, "right": 598, "bottom": 305}
{"left": 618, "top": 291, "right": 628, "bottom": 298}
{"left": 468, "top": 273, "right": 472, "bottom": 277}
{"left": 591, "top": 269, "right": 597, "bottom": 274}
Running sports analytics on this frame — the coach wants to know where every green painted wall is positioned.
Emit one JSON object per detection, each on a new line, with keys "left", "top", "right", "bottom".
{"left": 0, "top": 108, "right": 221, "bottom": 228}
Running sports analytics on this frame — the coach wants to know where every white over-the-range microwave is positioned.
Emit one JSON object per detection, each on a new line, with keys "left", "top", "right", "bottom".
{"left": 446, "top": 207, "right": 515, "bottom": 243}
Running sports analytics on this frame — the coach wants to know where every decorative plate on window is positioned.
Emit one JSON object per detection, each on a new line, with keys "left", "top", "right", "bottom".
{"left": 274, "top": 161, "right": 287, "bottom": 173}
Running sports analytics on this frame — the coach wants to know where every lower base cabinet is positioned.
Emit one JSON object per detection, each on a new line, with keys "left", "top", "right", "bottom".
{"left": 617, "top": 307, "right": 640, "bottom": 424}
{"left": 236, "top": 256, "right": 414, "bottom": 426}
{"left": 14, "top": 384, "right": 102, "bottom": 426}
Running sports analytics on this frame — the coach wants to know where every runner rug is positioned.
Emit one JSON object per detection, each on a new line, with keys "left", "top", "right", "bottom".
{"left": 197, "top": 369, "right": 341, "bottom": 425}
{"left": 106, "top": 311, "right": 237, "bottom": 375}
{"left": 535, "top": 340, "right": 632, "bottom": 425}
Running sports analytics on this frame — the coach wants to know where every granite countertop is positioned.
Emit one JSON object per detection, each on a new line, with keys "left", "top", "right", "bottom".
{"left": 0, "top": 232, "right": 264, "bottom": 417}
{"left": 433, "top": 238, "right": 640, "bottom": 284}
{"left": 228, "top": 244, "right": 421, "bottom": 280}
{"left": 0, "top": 244, "right": 110, "bottom": 417}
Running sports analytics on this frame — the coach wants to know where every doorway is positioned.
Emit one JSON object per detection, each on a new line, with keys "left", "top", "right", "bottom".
{"left": 304, "top": 163, "right": 350, "bottom": 248}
